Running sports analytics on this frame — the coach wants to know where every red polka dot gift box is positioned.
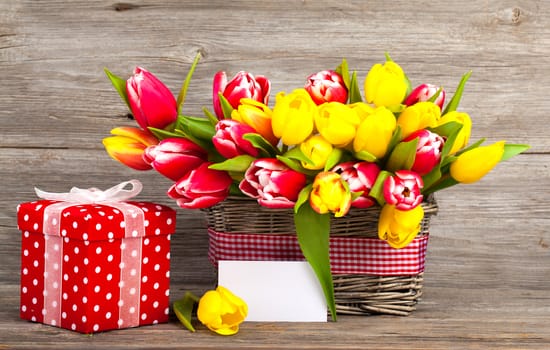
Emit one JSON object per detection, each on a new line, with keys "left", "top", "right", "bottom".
{"left": 16, "top": 180, "right": 176, "bottom": 333}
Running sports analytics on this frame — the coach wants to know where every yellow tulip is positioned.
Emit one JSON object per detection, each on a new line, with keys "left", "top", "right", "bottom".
{"left": 272, "top": 89, "right": 317, "bottom": 145}
{"left": 197, "top": 286, "right": 248, "bottom": 336}
{"left": 378, "top": 204, "right": 424, "bottom": 249}
{"left": 364, "top": 60, "right": 408, "bottom": 108}
{"left": 353, "top": 106, "right": 397, "bottom": 159}
{"left": 231, "top": 98, "right": 278, "bottom": 146}
{"left": 310, "top": 171, "right": 352, "bottom": 218}
{"left": 349, "top": 102, "right": 375, "bottom": 122}
{"left": 300, "top": 135, "right": 334, "bottom": 170}
{"left": 397, "top": 101, "right": 441, "bottom": 139}
{"left": 315, "top": 102, "right": 360, "bottom": 147}
{"left": 102, "top": 127, "right": 158, "bottom": 170}
{"left": 450, "top": 141, "right": 505, "bottom": 184}
{"left": 437, "top": 111, "right": 472, "bottom": 154}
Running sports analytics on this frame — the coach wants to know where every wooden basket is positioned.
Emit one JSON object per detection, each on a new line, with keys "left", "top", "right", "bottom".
{"left": 203, "top": 196, "right": 438, "bottom": 316}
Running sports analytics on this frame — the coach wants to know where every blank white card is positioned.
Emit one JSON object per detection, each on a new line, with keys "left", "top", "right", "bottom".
{"left": 218, "top": 260, "right": 327, "bottom": 322}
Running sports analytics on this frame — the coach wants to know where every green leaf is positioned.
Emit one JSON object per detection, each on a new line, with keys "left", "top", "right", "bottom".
{"left": 501, "top": 143, "right": 530, "bottom": 161}
{"left": 243, "top": 133, "right": 280, "bottom": 158}
{"left": 429, "top": 121, "right": 462, "bottom": 139}
{"left": 350, "top": 191, "right": 364, "bottom": 202}
{"left": 173, "top": 291, "right": 200, "bottom": 332}
{"left": 421, "top": 165, "right": 442, "bottom": 192}
{"left": 354, "top": 150, "right": 378, "bottom": 162}
{"left": 433, "top": 122, "right": 462, "bottom": 159}
{"left": 276, "top": 155, "right": 318, "bottom": 177}
{"left": 324, "top": 148, "right": 344, "bottom": 172}
{"left": 283, "top": 146, "right": 314, "bottom": 165}
{"left": 294, "top": 204, "right": 336, "bottom": 321}
{"left": 421, "top": 122, "right": 462, "bottom": 191}
{"left": 208, "top": 155, "right": 255, "bottom": 172}
{"left": 177, "top": 52, "right": 202, "bottom": 115}
{"left": 455, "top": 137, "right": 486, "bottom": 156}
{"left": 178, "top": 115, "right": 216, "bottom": 141}
{"left": 385, "top": 138, "right": 418, "bottom": 172}
{"left": 218, "top": 93, "right": 234, "bottom": 120}
{"left": 443, "top": 70, "right": 472, "bottom": 115}
{"left": 294, "top": 184, "right": 313, "bottom": 214}
{"left": 148, "top": 126, "right": 186, "bottom": 141}
{"left": 104, "top": 68, "right": 130, "bottom": 110}
{"left": 403, "top": 73, "right": 412, "bottom": 99}
{"left": 439, "top": 154, "right": 458, "bottom": 169}
{"left": 369, "top": 170, "right": 392, "bottom": 206}
{"left": 335, "top": 58, "right": 351, "bottom": 90}
{"left": 202, "top": 107, "right": 220, "bottom": 127}
{"left": 384, "top": 126, "right": 403, "bottom": 160}
{"left": 423, "top": 175, "right": 459, "bottom": 196}
{"left": 229, "top": 182, "right": 244, "bottom": 195}
{"left": 428, "top": 88, "right": 443, "bottom": 104}
{"left": 348, "top": 71, "right": 363, "bottom": 104}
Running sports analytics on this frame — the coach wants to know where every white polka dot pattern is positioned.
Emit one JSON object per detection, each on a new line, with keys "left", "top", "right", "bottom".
{"left": 17, "top": 200, "right": 176, "bottom": 334}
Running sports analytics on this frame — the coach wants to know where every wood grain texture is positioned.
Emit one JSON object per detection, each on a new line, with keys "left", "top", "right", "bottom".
{"left": 1, "top": 0, "right": 549, "bottom": 348}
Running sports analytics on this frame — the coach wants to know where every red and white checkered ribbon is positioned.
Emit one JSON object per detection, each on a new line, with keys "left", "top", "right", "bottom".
{"left": 208, "top": 228, "right": 428, "bottom": 275}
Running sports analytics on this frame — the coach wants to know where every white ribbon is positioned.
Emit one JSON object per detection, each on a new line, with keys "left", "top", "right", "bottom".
{"left": 34, "top": 179, "right": 143, "bottom": 204}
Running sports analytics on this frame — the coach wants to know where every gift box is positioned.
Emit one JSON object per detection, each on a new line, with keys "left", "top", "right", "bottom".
{"left": 16, "top": 180, "right": 176, "bottom": 333}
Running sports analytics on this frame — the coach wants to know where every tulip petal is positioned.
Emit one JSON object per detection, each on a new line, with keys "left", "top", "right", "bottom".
{"left": 450, "top": 141, "right": 505, "bottom": 184}
{"left": 378, "top": 204, "right": 424, "bottom": 249}
{"left": 197, "top": 286, "right": 247, "bottom": 336}
{"left": 212, "top": 71, "right": 228, "bottom": 119}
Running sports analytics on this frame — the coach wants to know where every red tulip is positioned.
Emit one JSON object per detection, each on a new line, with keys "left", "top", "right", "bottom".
{"left": 167, "top": 162, "right": 232, "bottom": 209}
{"left": 403, "top": 129, "right": 445, "bottom": 176}
{"left": 332, "top": 161, "right": 381, "bottom": 208}
{"left": 383, "top": 170, "right": 424, "bottom": 211}
{"left": 212, "top": 71, "right": 271, "bottom": 119}
{"left": 127, "top": 67, "right": 178, "bottom": 130}
{"left": 239, "top": 158, "right": 307, "bottom": 209}
{"left": 305, "top": 70, "right": 348, "bottom": 105}
{"left": 143, "top": 138, "right": 208, "bottom": 181}
{"left": 212, "top": 119, "right": 259, "bottom": 158}
{"left": 404, "top": 83, "right": 446, "bottom": 110}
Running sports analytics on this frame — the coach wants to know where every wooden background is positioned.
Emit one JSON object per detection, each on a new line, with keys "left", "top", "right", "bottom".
{"left": 1, "top": 0, "right": 549, "bottom": 348}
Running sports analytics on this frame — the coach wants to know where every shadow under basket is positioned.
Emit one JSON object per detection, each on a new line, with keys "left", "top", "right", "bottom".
{"left": 203, "top": 196, "right": 438, "bottom": 316}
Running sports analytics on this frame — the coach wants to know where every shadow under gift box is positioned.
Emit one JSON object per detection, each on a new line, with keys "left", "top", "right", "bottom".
{"left": 16, "top": 199, "right": 176, "bottom": 333}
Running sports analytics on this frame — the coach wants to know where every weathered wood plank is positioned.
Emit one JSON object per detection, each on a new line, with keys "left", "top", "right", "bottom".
{"left": 1, "top": 0, "right": 548, "bottom": 150}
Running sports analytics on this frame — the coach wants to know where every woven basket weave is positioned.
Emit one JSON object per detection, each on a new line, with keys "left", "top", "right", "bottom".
{"left": 203, "top": 196, "right": 438, "bottom": 316}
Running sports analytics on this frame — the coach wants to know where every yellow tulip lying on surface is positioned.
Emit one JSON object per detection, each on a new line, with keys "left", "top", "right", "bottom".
{"left": 174, "top": 286, "right": 248, "bottom": 336}
{"left": 197, "top": 286, "right": 248, "bottom": 336}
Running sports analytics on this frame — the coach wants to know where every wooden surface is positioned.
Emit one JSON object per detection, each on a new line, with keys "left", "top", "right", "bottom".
{"left": 1, "top": 0, "right": 549, "bottom": 348}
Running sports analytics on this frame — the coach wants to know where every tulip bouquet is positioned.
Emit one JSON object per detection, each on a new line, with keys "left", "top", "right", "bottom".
{"left": 103, "top": 53, "right": 529, "bottom": 320}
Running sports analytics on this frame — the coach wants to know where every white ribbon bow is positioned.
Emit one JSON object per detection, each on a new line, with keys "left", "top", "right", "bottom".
{"left": 34, "top": 179, "right": 143, "bottom": 203}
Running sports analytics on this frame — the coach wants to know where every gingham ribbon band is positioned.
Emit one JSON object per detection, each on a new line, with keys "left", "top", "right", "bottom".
{"left": 207, "top": 229, "right": 429, "bottom": 276}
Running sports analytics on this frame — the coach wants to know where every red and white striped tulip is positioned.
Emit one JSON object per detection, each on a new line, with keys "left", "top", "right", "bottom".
{"left": 383, "top": 170, "right": 424, "bottom": 211}
{"left": 304, "top": 70, "right": 348, "bottom": 105}
{"left": 143, "top": 138, "right": 208, "bottom": 181}
{"left": 239, "top": 158, "right": 307, "bottom": 209}
{"left": 213, "top": 71, "right": 271, "bottom": 119}
{"left": 404, "top": 83, "right": 446, "bottom": 110}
